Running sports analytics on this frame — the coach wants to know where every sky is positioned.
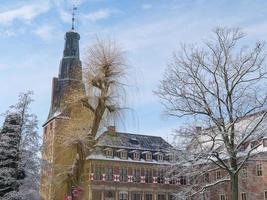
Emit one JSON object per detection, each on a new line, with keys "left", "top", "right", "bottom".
{"left": 1, "top": 0, "right": 267, "bottom": 142}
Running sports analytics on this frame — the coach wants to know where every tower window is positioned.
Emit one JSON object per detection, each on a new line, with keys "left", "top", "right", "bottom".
{"left": 216, "top": 170, "right": 221, "bottom": 180}
{"left": 241, "top": 193, "right": 247, "bottom": 200}
{"left": 220, "top": 194, "right": 226, "bottom": 200}
{"left": 241, "top": 167, "right": 247, "bottom": 178}
{"left": 256, "top": 164, "right": 263, "bottom": 176}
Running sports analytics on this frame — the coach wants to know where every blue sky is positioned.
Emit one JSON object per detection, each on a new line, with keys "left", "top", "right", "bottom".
{"left": 1, "top": 0, "right": 267, "bottom": 141}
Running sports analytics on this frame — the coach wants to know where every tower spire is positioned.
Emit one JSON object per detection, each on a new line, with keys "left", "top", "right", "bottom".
{"left": 72, "top": 5, "right": 77, "bottom": 30}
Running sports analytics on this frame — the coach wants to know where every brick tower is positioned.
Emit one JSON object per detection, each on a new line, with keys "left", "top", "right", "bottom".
{"left": 40, "top": 26, "right": 91, "bottom": 200}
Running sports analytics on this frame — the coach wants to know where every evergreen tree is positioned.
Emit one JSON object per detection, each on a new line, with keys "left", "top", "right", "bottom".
{"left": 12, "top": 91, "right": 41, "bottom": 200}
{"left": 0, "top": 113, "right": 22, "bottom": 198}
{"left": 0, "top": 91, "right": 41, "bottom": 200}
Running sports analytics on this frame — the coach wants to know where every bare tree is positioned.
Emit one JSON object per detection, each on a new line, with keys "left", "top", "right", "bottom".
{"left": 155, "top": 27, "right": 267, "bottom": 200}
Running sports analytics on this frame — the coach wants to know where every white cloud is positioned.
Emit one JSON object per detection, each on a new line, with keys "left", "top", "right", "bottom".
{"left": 82, "top": 9, "right": 120, "bottom": 22}
{"left": 0, "top": 1, "right": 50, "bottom": 25}
{"left": 33, "top": 24, "right": 55, "bottom": 40}
{"left": 141, "top": 4, "right": 152, "bottom": 10}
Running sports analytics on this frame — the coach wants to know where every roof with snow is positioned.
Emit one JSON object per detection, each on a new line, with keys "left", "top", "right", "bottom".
{"left": 95, "top": 131, "right": 173, "bottom": 152}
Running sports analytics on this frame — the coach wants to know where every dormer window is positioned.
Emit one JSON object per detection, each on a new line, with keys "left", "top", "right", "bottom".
{"left": 133, "top": 151, "right": 140, "bottom": 160}
{"left": 145, "top": 151, "right": 152, "bottom": 161}
{"left": 251, "top": 140, "right": 259, "bottom": 148}
{"left": 117, "top": 149, "right": 128, "bottom": 160}
{"left": 105, "top": 148, "right": 113, "bottom": 158}
{"left": 157, "top": 153, "right": 164, "bottom": 162}
{"left": 166, "top": 153, "right": 174, "bottom": 162}
{"left": 154, "top": 152, "right": 164, "bottom": 162}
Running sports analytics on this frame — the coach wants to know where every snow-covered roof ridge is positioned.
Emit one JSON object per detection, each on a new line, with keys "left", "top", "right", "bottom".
{"left": 95, "top": 130, "right": 173, "bottom": 152}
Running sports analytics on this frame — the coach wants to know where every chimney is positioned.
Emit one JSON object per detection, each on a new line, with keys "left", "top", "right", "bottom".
{"left": 107, "top": 126, "right": 116, "bottom": 136}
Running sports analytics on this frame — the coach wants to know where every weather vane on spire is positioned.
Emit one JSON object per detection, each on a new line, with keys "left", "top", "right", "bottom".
{"left": 71, "top": 5, "right": 78, "bottom": 30}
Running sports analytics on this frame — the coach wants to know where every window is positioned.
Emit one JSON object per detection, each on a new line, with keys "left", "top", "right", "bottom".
{"left": 145, "top": 168, "right": 153, "bottom": 183}
{"left": 94, "top": 166, "right": 102, "bottom": 180}
{"left": 133, "top": 168, "right": 141, "bottom": 182}
{"left": 157, "top": 153, "right": 164, "bottom": 161}
{"left": 167, "top": 154, "right": 174, "bottom": 162}
{"left": 119, "top": 192, "right": 128, "bottom": 200}
{"left": 263, "top": 139, "right": 267, "bottom": 147}
{"left": 241, "top": 193, "right": 247, "bottom": 200}
{"left": 105, "top": 148, "right": 113, "bottom": 158}
{"left": 119, "top": 168, "right": 128, "bottom": 182}
{"left": 146, "top": 152, "right": 152, "bottom": 160}
{"left": 205, "top": 173, "right": 210, "bottom": 183}
{"left": 220, "top": 194, "right": 226, "bottom": 200}
{"left": 157, "top": 194, "right": 165, "bottom": 200}
{"left": 157, "top": 169, "right": 164, "bottom": 184}
{"left": 241, "top": 167, "right": 247, "bottom": 178}
{"left": 106, "top": 167, "right": 113, "bottom": 181}
{"left": 179, "top": 176, "right": 187, "bottom": 185}
{"left": 264, "top": 191, "right": 267, "bottom": 200}
{"left": 106, "top": 191, "right": 115, "bottom": 198}
{"left": 168, "top": 194, "right": 175, "bottom": 200}
{"left": 121, "top": 150, "right": 128, "bottom": 160}
{"left": 132, "top": 193, "right": 142, "bottom": 200}
{"left": 256, "top": 164, "right": 263, "bottom": 176}
{"left": 145, "top": 194, "right": 153, "bottom": 200}
{"left": 251, "top": 140, "right": 259, "bottom": 148}
{"left": 216, "top": 170, "right": 221, "bottom": 180}
{"left": 133, "top": 151, "right": 140, "bottom": 160}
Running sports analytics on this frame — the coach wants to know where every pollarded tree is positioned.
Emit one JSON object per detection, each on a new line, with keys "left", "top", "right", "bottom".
{"left": 0, "top": 113, "right": 22, "bottom": 198}
{"left": 156, "top": 27, "right": 267, "bottom": 200}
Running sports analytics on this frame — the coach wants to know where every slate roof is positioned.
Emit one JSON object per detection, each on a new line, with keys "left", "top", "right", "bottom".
{"left": 95, "top": 131, "right": 172, "bottom": 152}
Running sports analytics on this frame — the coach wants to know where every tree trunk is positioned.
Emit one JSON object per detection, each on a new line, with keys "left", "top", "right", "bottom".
{"left": 230, "top": 173, "right": 238, "bottom": 200}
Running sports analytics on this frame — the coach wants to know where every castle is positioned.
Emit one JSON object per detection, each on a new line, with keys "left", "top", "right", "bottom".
{"left": 40, "top": 26, "right": 177, "bottom": 200}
